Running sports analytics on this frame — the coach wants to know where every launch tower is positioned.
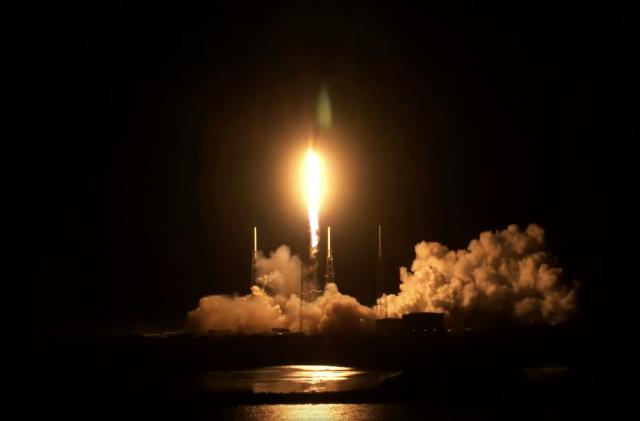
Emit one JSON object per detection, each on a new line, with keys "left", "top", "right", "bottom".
{"left": 251, "top": 226, "right": 257, "bottom": 288}
{"left": 325, "top": 226, "right": 335, "bottom": 284}
{"left": 376, "top": 224, "right": 388, "bottom": 318}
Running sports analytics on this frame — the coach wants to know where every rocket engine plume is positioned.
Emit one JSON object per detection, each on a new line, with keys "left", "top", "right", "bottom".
{"left": 303, "top": 147, "right": 323, "bottom": 257}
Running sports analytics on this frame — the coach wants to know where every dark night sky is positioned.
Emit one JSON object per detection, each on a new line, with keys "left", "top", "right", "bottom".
{"left": 14, "top": 2, "right": 639, "bottom": 332}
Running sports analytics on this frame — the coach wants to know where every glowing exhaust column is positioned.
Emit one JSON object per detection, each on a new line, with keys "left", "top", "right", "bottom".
{"left": 299, "top": 85, "right": 330, "bottom": 331}
{"left": 303, "top": 147, "right": 324, "bottom": 257}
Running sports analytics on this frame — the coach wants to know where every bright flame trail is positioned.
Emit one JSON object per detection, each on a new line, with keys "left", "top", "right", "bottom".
{"left": 303, "top": 147, "right": 323, "bottom": 256}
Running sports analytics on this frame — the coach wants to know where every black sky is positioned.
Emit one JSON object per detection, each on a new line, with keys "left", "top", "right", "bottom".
{"left": 15, "top": 2, "right": 639, "bottom": 332}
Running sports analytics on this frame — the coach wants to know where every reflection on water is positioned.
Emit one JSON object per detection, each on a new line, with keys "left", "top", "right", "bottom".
{"left": 202, "top": 365, "right": 399, "bottom": 393}
{"left": 230, "top": 404, "right": 409, "bottom": 421}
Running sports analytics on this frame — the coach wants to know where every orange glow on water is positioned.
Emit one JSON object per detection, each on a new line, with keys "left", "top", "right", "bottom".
{"left": 202, "top": 364, "right": 400, "bottom": 394}
{"left": 287, "top": 365, "right": 354, "bottom": 384}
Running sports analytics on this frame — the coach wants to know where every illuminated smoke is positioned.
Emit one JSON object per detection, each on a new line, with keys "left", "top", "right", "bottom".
{"left": 187, "top": 225, "right": 577, "bottom": 334}
{"left": 186, "top": 245, "right": 375, "bottom": 335}
{"left": 378, "top": 224, "right": 578, "bottom": 327}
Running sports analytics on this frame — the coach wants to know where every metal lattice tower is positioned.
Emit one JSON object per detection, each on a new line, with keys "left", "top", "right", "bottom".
{"left": 250, "top": 226, "right": 257, "bottom": 288}
{"left": 376, "top": 224, "right": 387, "bottom": 318}
{"left": 325, "top": 226, "right": 335, "bottom": 284}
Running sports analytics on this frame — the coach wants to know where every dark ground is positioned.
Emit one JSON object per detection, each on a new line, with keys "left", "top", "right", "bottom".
{"left": 22, "top": 324, "right": 637, "bottom": 420}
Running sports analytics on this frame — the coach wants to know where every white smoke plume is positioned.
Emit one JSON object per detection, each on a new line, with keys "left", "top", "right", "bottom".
{"left": 186, "top": 245, "right": 375, "bottom": 335}
{"left": 378, "top": 224, "right": 578, "bottom": 327}
{"left": 187, "top": 224, "right": 577, "bottom": 334}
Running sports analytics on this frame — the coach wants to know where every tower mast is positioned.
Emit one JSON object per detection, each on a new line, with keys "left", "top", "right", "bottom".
{"left": 325, "top": 226, "right": 335, "bottom": 284}
{"left": 376, "top": 224, "right": 387, "bottom": 318}
{"left": 250, "top": 226, "right": 257, "bottom": 288}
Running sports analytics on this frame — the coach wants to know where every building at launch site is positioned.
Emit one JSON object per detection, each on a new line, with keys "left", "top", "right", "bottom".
{"left": 375, "top": 312, "right": 445, "bottom": 336}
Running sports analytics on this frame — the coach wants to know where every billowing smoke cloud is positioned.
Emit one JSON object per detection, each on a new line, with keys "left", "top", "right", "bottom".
{"left": 187, "top": 224, "right": 577, "bottom": 334}
{"left": 379, "top": 224, "right": 577, "bottom": 327}
{"left": 254, "top": 245, "right": 302, "bottom": 297}
{"left": 186, "top": 245, "right": 375, "bottom": 335}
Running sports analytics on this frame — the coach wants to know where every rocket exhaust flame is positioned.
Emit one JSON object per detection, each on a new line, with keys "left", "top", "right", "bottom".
{"left": 303, "top": 147, "right": 324, "bottom": 256}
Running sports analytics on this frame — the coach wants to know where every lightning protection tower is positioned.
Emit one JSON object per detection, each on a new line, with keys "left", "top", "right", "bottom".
{"left": 325, "top": 226, "right": 335, "bottom": 284}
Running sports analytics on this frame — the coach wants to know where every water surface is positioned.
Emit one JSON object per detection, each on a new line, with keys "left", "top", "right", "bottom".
{"left": 226, "top": 403, "right": 418, "bottom": 420}
{"left": 202, "top": 365, "right": 399, "bottom": 393}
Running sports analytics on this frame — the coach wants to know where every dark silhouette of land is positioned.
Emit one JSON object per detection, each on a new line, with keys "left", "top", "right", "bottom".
{"left": 24, "top": 323, "right": 636, "bottom": 419}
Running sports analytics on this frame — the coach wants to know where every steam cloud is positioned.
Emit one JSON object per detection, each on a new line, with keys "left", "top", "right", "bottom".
{"left": 187, "top": 245, "right": 375, "bottom": 335}
{"left": 379, "top": 224, "right": 577, "bottom": 327}
{"left": 187, "top": 224, "right": 577, "bottom": 334}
